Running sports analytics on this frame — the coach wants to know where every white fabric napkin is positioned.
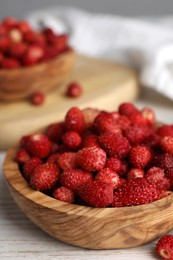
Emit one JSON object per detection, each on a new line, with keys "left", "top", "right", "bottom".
{"left": 27, "top": 7, "right": 173, "bottom": 101}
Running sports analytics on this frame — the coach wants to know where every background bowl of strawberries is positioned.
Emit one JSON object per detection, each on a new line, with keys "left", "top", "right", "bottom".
{"left": 3, "top": 103, "right": 173, "bottom": 249}
{"left": 0, "top": 17, "right": 75, "bottom": 102}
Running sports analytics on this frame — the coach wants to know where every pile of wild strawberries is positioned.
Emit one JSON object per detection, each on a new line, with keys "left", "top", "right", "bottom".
{"left": 0, "top": 17, "right": 69, "bottom": 69}
{"left": 15, "top": 103, "right": 173, "bottom": 208}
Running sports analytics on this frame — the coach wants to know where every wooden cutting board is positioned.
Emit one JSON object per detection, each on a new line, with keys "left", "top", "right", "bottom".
{"left": 0, "top": 55, "right": 139, "bottom": 150}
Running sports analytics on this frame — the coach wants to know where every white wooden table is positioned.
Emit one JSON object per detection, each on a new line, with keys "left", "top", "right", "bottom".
{"left": 1, "top": 88, "right": 173, "bottom": 260}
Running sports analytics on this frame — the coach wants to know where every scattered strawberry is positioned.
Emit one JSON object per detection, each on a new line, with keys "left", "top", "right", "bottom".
{"left": 62, "top": 131, "right": 81, "bottom": 150}
{"left": 76, "top": 146, "right": 106, "bottom": 172}
{"left": 30, "top": 163, "right": 59, "bottom": 192}
{"left": 58, "top": 152, "right": 78, "bottom": 170}
{"left": 23, "top": 157, "right": 42, "bottom": 181}
{"left": 156, "top": 235, "right": 173, "bottom": 260}
{"left": 64, "top": 107, "right": 85, "bottom": 134}
{"left": 60, "top": 169, "right": 93, "bottom": 191}
{"left": 161, "top": 136, "right": 173, "bottom": 154}
{"left": 96, "top": 168, "right": 121, "bottom": 189}
{"left": 77, "top": 180, "right": 113, "bottom": 207}
{"left": 66, "top": 82, "right": 83, "bottom": 98}
{"left": 82, "top": 108, "right": 100, "bottom": 128}
{"left": 46, "top": 122, "right": 64, "bottom": 143}
{"left": 25, "top": 134, "right": 51, "bottom": 158}
{"left": 105, "top": 157, "right": 123, "bottom": 173}
{"left": 129, "top": 145, "right": 152, "bottom": 169}
{"left": 112, "top": 178, "right": 159, "bottom": 207}
{"left": 1, "top": 58, "right": 20, "bottom": 69}
{"left": 15, "top": 149, "right": 30, "bottom": 164}
{"left": 99, "top": 132, "right": 131, "bottom": 159}
{"left": 127, "top": 168, "right": 144, "bottom": 180}
{"left": 52, "top": 186, "right": 74, "bottom": 203}
{"left": 30, "top": 91, "right": 45, "bottom": 106}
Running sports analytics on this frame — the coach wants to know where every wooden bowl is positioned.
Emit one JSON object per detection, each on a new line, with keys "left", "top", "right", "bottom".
{"left": 3, "top": 143, "right": 173, "bottom": 249}
{"left": 0, "top": 49, "right": 75, "bottom": 102}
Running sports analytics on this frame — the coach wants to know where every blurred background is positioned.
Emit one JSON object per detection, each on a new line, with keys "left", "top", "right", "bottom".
{"left": 1, "top": 0, "right": 173, "bottom": 18}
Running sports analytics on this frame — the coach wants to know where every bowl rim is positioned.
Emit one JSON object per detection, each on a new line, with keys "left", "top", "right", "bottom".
{"left": 3, "top": 142, "right": 173, "bottom": 218}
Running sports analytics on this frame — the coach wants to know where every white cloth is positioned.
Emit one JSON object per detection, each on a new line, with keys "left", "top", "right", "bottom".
{"left": 27, "top": 6, "right": 173, "bottom": 101}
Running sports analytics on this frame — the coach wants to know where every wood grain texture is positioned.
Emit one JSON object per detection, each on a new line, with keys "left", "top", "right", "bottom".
{"left": 3, "top": 144, "right": 173, "bottom": 250}
{"left": 0, "top": 55, "right": 139, "bottom": 150}
{"left": 0, "top": 49, "right": 75, "bottom": 101}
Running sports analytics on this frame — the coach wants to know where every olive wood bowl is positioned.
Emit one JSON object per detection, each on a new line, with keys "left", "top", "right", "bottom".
{"left": 3, "top": 141, "right": 173, "bottom": 250}
{"left": 0, "top": 49, "right": 75, "bottom": 102}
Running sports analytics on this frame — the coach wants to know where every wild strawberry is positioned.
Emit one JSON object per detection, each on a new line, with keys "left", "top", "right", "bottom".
{"left": 144, "top": 132, "right": 161, "bottom": 149}
{"left": 20, "top": 135, "right": 30, "bottom": 147}
{"left": 105, "top": 157, "right": 123, "bottom": 173}
{"left": 98, "top": 132, "right": 131, "bottom": 159}
{"left": 157, "top": 125, "right": 173, "bottom": 138}
{"left": 30, "top": 91, "right": 45, "bottom": 106}
{"left": 76, "top": 147, "right": 106, "bottom": 172}
{"left": 23, "top": 31, "right": 45, "bottom": 45}
{"left": 25, "top": 133, "right": 51, "bottom": 158}
{"left": 53, "top": 34, "right": 68, "bottom": 52}
{"left": 141, "top": 107, "right": 155, "bottom": 125}
{"left": 81, "top": 134, "right": 100, "bottom": 148}
{"left": 17, "top": 21, "right": 31, "bottom": 33}
{"left": 66, "top": 82, "right": 83, "bottom": 98}
{"left": 129, "top": 145, "right": 152, "bottom": 169}
{"left": 2, "top": 58, "right": 20, "bottom": 69}
{"left": 8, "top": 42, "right": 27, "bottom": 58}
{"left": 82, "top": 108, "right": 100, "bottom": 128}
{"left": 52, "top": 186, "right": 74, "bottom": 203}
{"left": 43, "top": 28, "right": 55, "bottom": 40}
{"left": 161, "top": 136, "right": 173, "bottom": 154}
{"left": 156, "top": 235, "right": 173, "bottom": 260}
{"left": 124, "top": 125, "right": 152, "bottom": 145}
{"left": 119, "top": 160, "right": 129, "bottom": 177}
{"left": 145, "top": 167, "right": 170, "bottom": 192}
{"left": 77, "top": 180, "right": 113, "bottom": 207}
{"left": 0, "top": 25, "right": 7, "bottom": 36}
{"left": 64, "top": 107, "right": 85, "bottom": 134}
{"left": 153, "top": 153, "right": 173, "bottom": 171}
{"left": 15, "top": 149, "right": 30, "bottom": 164}
{"left": 96, "top": 168, "right": 121, "bottom": 189}
{"left": 30, "top": 163, "right": 59, "bottom": 192}
{"left": 58, "top": 152, "right": 78, "bottom": 170}
{"left": 93, "top": 111, "right": 120, "bottom": 134}
{"left": 112, "top": 178, "right": 159, "bottom": 207}
{"left": 23, "top": 157, "right": 42, "bottom": 181}
{"left": 115, "top": 115, "right": 131, "bottom": 131}
{"left": 118, "top": 102, "right": 138, "bottom": 117}
{"left": 60, "top": 169, "right": 93, "bottom": 191}
{"left": 62, "top": 131, "right": 81, "bottom": 150}
{"left": 46, "top": 122, "right": 64, "bottom": 143}
{"left": 0, "top": 37, "right": 10, "bottom": 52}
{"left": 43, "top": 45, "right": 59, "bottom": 60}
{"left": 127, "top": 168, "right": 144, "bottom": 180}
{"left": 2, "top": 17, "right": 18, "bottom": 29}
{"left": 165, "top": 168, "right": 173, "bottom": 189}
{"left": 23, "top": 44, "right": 44, "bottom": 64}
{"left": 9, "top": 29, "right": 22, "bottom": 42}
{"left": 47, "top": 153, "right": 60, "bottom": 166}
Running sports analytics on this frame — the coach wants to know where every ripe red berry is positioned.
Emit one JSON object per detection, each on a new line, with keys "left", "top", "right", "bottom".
{"left": 52, "top": 186, "right": 74, "bottom": 203}
{"left": 9, "top": 42, "right": 27, "bottom": 58}
{"left": 47, "top": 153, "right": 60, "bottom": 166}
{"left": 76, "top": 146, "right": 106, "bottom": 172}
{"left": 1, "top": 58, "right": 20, "bottom": 69}
{"left": 30, "top": 163, "right": 59, "bottom": 192}
{"left": 118, "top": 102, "right": 138, "bottom": 117}
{"left": 60, "top": 169, "right": 93, "bottom": 191}
{"left": 25, "top": 133, "right": 51, "bottom": 158}
{"left": 156, "top": 235, "right": 173, "bottom": 260}
{"left": 93, "top": 111, "right": 120, "bottom": 134}
{"left": 64, "top": 107, "right": 85, "bottom": 134}
{"left": 9, "top": 29, "right": 22, "bottom": 42}
{"left": 46, "top": 122, "right": 64, "bottom": 142}
{"left": 23, "top": 44, "right": 44, "bottom": 65}
{"left": 23, "top": 157, "right": 42, "bottom": 181}
{"left": 77, "top": 180, "right": 113, "bottom": 207}
{"left": 62, "top": 131, "right": 81, "bottom": 150}
{"left": 153, "top": 153, "right": 173, "bottom": 171}
{"left": 17, "top": 21, "right": 31, "bottom": 33}
{"left": 30, "top": 91, "right": 45, "bottom": 106}
{"left": 161, "top": 136, "right": 173, "bottom": 154}
{"left": 0, "top": 37, "right": 10, "bottom": 52}
{"left": 157, "top": 125, "right": 173, "bottom": 138}
{"left": 105, "top": 157, "right": 123, "bottom": 173}
{"left": 15, "top": 149, "right": 30, "bottom": 164}
{"left": 2, "top": 17, "right": 18, "bottom": 29}
{"left": 96, "top": 168, "right": 121, "bottom": 189}
{"left": 66, "top": 82, "right": 83, "bottom": 98}
{"left": 58, "top": 152, "right": 78, "bottom": 170}
{"left": 141, "top": 107, "right": 155, "bottom": 125}
{"left": 81, "top": 134, "right": 99, "bottom": 148}
{"left": 129, "top": 145, "right": 152, "bottom": 169}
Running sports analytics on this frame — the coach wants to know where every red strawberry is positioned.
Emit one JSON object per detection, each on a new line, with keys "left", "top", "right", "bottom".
{"left": 98, "top": 132, "right": 131, "bottom": 159}
{"left": 9, "top": 29, "right": 22, "bottom": 42}
{"left": 153, "top": 153, "right": 173, "bottom": 171}
{"left": 23, "top": 31, "right": 45, "bottom": 45}
{"left": 129, "top": 145, "right": 152, "bottom": 169}
{"left": 81, "top": 134, "right": 100, "bottom": 148}
{"left": 76, "top": 146, "right": 106, "bottom": 172}
{"left": 62, "top": 131, "right": 81, "bottom": 150}
{"left": 64, "top": 107, "right": 85, "bottom": 134}
{"left": 124, "top": 125, "right": 152, "bottom": 145}
{"left": 93, "top": 111, "right": 120, "bottom": 134}
{"left": 157, "top": 125, "right": 173, "bottom": 138}
{"left": 112, "top": 178, "right": 159, "bottom": 207}
{"left": 15, "top": 149, "right": 30, "bottom": 164}
{"left": 105, "top": 157, "right": 123, "bottom": 173}
{"left": 46, "top": 122, "right": 64, "bottom": 142}
{"left": 17, "top": 21, "right": 31, "bottom": 33}
{"left": 8, "top": 42, "right": 27, "bottom": 58}
{"left": 66, "top": 82, "right": 83, "bottom": 98}
{"left": 23, "top": 44, "right": 44, "bottom": 64}
{"left": 2, "top": 17, "right": 18, "bottom": 29}
{"left": 47, "top": 153, "right": 60, "bottom": 166}
{"left": 25, "top": 134, "right": 51, "bottom": 158}
{"left": 118, "top": 102, "right": 138, "bottom": 117}
{"left": 0, "top": 52, "right": 4, "bottom": 65}
{"left": 58, "top": 152, "right": 78, "bottom": 170}
{"left": 156, "top": 235, "right": 173, "bottom": 260}
{"left": 30, "top": 163, "right": 59, "bottom": 192}
{"left": 77, "top": 180, "right": 113, "bottom": 207}
{"left": 0, "top": 37, "right": 10, "bottom": 52}
{"left": 2, "top": 58, "right": 20, "bottom": 69}
{"left": 23, "top": 157, "right": 42, "bottom": 181}
{"left": 60, "top": 169, "right": 93, "bottom": 191}
{"left": 51, "top": 34, "right": 68, "bottom": 52}
{"left": 82, "top": 108, "right": 100, "bottom": 128}
{"left": 43, "top": 45, "right": 59, "bottom": 60}
{"left": 96, "top": 168, "right": 121, "bottom": 189}
{"left": 0, "top": 25, "right": 7, "bottom": 36}
{"left": 141, "top": 107, "right": 155, "bottom": 125}
{"left": 127, "top": 168, "right": 144, "bottom": 180}
{"left": 119, "top": 160, "right": 129, "bottom": 177}
{"left": 52, "top": 186, "right": 74, "bottom": 203}
{"left": 161, "top": 136, "right": 173, "bottom": 154}
{"left": 30, "top": 91, "right": 45, "bottom": 106}
{"left": 115, "top": 115, "right": 131, "bottom": 131}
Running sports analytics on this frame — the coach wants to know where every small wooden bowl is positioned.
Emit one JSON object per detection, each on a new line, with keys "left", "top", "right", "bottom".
{"left": 0, "top": 49, "right": 75, "bottom": 102}
{"left": 3, "top": 143, "right": 173, "bottom": 249}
